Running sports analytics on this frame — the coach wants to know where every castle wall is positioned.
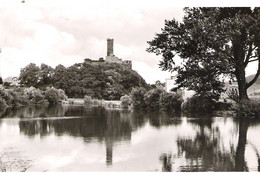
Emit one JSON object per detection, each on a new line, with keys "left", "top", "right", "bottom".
{"left": 106, "top": 55, "right": 123, "bottom": 63}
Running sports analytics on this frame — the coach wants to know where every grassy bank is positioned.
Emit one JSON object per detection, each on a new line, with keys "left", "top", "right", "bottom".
{"left": 64, "top": 98, "right": 123, "bottom": 108}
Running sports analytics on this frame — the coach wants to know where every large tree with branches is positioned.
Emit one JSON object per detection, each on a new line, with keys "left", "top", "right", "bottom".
{"left": 147, "top": 7, "right": 260, "bottom": 101}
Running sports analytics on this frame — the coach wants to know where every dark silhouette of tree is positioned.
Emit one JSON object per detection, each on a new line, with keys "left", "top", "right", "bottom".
{"left": 147, "top": 8, "right": 260, "bottom": 101}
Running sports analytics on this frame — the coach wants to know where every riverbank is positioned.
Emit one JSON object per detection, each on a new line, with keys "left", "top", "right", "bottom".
{"left": 63, "top": 98, "right": 123, "bottom": 108}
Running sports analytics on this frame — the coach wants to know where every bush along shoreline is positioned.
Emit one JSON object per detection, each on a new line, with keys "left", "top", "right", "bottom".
{"left": 1, "top": 84, "right": 260, "bottom": 118}
{"left": 81, "top": 87, "right": 183, "bottom": 112}
{"left": 0, "top": 85, "right": 68, "bottom": 111}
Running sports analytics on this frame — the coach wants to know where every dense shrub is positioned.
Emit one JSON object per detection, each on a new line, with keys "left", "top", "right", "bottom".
{"left": 84, "top": 95, "right": 92, "bottom": 104}
{"left": 120, "top": 95, "right": 132, "bottom": 108}
{"left": 182, "top": 93, "right": 217, "bottom": 113}
{"left": 131, "top": 87, "right": 184, "bottom": 111}
{"left": 0, "top": 97, "right": 7, "bottom": 110}
{"left": 130, "top": 87, "right": 147, "bottom": 109}
{"left": 0, "top": 86, "right": 13, "bottom": 106}
{"left": 45, "top": 87, "right": 67, "bottom": 104}
{"left": 226, "top": 88, "right": 239, "bottom": 103}
{"left": 234, "top": 100, "right": 260, "bottom": 117}
{"left": 6, "top": 89, "right": 29, "bottom": 107}
{"left": 45, "top": 87, "right": 60, "bottom": 104}
{"left": 160, "top": 92, "right": 183, "bottom": 111}
{"left": 144, "top": 88, "right": 164, "bottom": 110}
{"left": 58, "top": 89, "right": 68, "bottom": 101}
{"left": 0, "top": 86, "right": 29, "bottom": 108}
{"left": 24, "top": 87, "right": 45, "bottom": 104}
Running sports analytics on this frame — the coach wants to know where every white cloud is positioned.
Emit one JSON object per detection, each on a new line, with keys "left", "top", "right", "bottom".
{"left": 0, "top": 0, "right": 185, "bottom": 84}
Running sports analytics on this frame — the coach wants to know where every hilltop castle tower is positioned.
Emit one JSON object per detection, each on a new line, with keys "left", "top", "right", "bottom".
{"left": 107, "top": 38, "right": 114, "bottom": 56}
{"left": 105, "top": 38, "right": 132, "bottom": 69}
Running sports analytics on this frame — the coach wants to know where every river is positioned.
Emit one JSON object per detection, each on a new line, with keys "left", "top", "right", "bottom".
{"left": 0, "top": 104, "right": 260, "bottom": 171}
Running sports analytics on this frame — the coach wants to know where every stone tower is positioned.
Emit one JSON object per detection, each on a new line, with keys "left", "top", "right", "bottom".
{"left": 107, "top": 38, "right": 114, "bottom": 56}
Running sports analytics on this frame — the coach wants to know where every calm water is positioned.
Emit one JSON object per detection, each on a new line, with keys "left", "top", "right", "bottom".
{"left": 1, "top": 104, "right": 260, "bottom": 171}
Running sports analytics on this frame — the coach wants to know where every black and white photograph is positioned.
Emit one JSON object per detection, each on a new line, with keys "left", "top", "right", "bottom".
{"left": 1, "top": 0, "right": 260, "bottom": 171}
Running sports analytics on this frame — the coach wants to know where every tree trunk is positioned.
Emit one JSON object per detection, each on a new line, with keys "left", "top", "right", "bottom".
{"left": 235, "top": 69, "right": 249, "bottom": 101}
{"left": 233, "top": 37, "right": 249, "bottom": 102}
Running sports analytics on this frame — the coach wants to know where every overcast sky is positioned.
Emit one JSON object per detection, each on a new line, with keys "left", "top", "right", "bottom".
{"left": 0, "top": 0, "right": 259, "bottom": 84}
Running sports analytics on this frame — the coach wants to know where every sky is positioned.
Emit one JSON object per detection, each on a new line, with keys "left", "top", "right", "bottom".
{"left": 0, "top": 0, "right": 259, "bottom": 84}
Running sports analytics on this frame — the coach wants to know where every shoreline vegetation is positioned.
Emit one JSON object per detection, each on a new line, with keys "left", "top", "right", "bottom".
{"left": 1, "top": 84, "right": 260, "bottom": 118}
{"left": 63, "top": 98, "right": 123, "bottom": 109}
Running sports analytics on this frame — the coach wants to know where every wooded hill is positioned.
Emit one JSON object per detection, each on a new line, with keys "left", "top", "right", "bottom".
{"left": 19, "top": 61, "right": 150, "bottom": 100}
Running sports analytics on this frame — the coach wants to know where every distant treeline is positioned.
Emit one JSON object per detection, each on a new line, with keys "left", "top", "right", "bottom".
{"left": 19, "top": 62, "right": 150, "bottom": 99}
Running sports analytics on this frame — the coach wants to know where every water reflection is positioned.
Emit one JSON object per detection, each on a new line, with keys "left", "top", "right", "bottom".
{"left": 1, "top": 105, "right": 260, "bottom": 171}
{"left": 170, "top": 118, "right": 260, "bottom": 172}
{"left": 18, "top": 108, "right": 134, "bottom": 166}
{"left": 176, "top": 118, "right": 235, "bottom": 171}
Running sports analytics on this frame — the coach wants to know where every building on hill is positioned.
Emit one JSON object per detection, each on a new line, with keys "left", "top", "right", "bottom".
{"left": 165, "top": 75, "right": 195, "bottom": 100}
{"left": 83, "top": 38, "right": 132, "bottom": 69}
{"left": 105, "top": 38, "right": 132, "bottom": 69}
{"left": 165, "top": 76, "right": 178, "bottom": 92}
{"left": 3, "top": 76, "right": 20, "bottom": 86}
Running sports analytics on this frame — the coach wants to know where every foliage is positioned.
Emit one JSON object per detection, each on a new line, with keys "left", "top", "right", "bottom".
{"left": 0, "top": 97, "right": 7, "bottom": 110}
{"left": 0, "top": 77, "right": 2, "bottom": 85}
{"left": 182, "top": 93, "right": 218, "bottom": 113}
{"left": 147, "top": 7, "right": 260, "bottom": 101}
{"left": 45, "top": 87, "right": 67, "bottom": 104}
{"left": 84, "top": 95, "right": 92, "bottom": 104}
{"left": 144, "top": 88, "right": 164, "bottom": 110}
{"left": 130, "top": 87, "right": 147, "bottom": 109}
{"left": 120, "top": 95, "right": 132, "bottom": 108}
{"left": 0, "top": 86, "right": 13, "bottom": 106}
{"left": 226, "top": 87, "right": 239, "bottom": 103}
{"left": 19, "top": 62, "right": 149, "bottom": 100}
{"left": 24, "top": 87, "right": 45, "bottom": 104}
{"left": 58, "top": 89, "right": 68, "bottom": 101}
{"left": 6, "top": 89, "right": 29, "bottom": 107}
{"left": 234, "top": 100, "right": 260, "bottom": 117}
{"left": 131, "top": 87, "right": 184, "bottom": 111}
{"left": 19, "top": 63, "right": 40, "bottom": 87}
{"left": 160, "top": 92, "right": 183, "bottom": 111}
{"left": 0, "top": 86, "right": 29, "bottom": 108}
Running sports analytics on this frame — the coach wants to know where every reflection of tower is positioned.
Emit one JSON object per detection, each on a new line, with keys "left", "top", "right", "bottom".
{"left": 106, "top": 138, "right": 113, "bottom": 166}
{"left": 107, "top": 38, "right": 114, "bottom": 56}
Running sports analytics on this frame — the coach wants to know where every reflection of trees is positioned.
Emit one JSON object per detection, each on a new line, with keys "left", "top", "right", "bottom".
{"left": 149, "top": 111, "right": 181, "bottom": 128}
{"left": 176, "top": 118, "right": 235, "bottom": 171}
{"left": 234, "top": 119, "right": 249, "bottom": 171}
{"left": 1, "top": 104, "right": 69, "bottom": 118}
{"left": 159, "top": 153, "right": 172, "bottom": 172}
{"left": 16, "top": 105, "right": 184, "bottom": 167}
{"left": 171, "top": 118, "right": 253, "bottom": 171}
{"left": 19, "top": 107, "right": 137, "bottom": 167}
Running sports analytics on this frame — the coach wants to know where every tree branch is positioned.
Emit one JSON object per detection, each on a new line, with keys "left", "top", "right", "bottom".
{"left": 248, "top": 58, "right": 259, "bottom": 63}
{"left": 246, "top": 57, "right": 260, "bottom": 89}
{"left": 244, "top": 43, "right": 253, "bottom": 66}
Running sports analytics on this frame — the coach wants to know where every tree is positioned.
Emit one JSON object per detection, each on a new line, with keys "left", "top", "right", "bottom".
{"left": 130, "top": 87, "right": 147, "bottom": 109}
{"left": 19, "top": 63, "right": 40, "bottom": 87}
{"left": 147, "top": 8, "right": 260, "bottom": 101}
{"left": 120, "top": 94, "right": 132, "bottom": 108}
{"left": 45, "top": 87, "right": 66, "bottom": 104}
{"left": 38, "top": 63, "right": 54, "bottom": 88}
{"left": 0, "top": 76, "right": 3, "bottom": 85}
